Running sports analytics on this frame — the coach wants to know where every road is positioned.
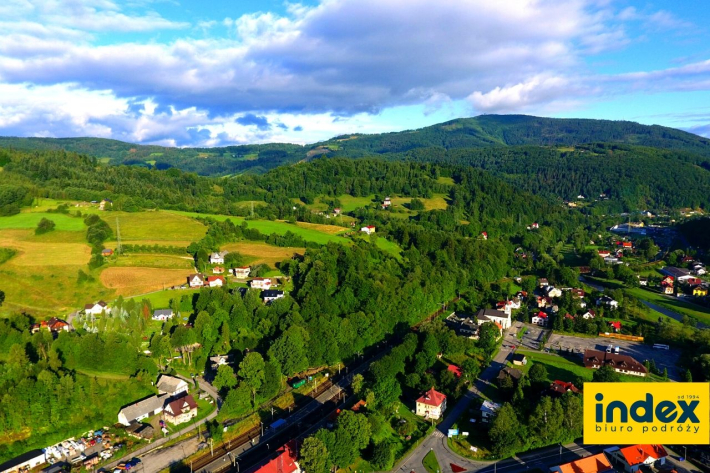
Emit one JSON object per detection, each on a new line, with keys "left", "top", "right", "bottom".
{"left": 395, "top": 323, "right": 520, "bottom": 473}
{"left": 102, "top": 375, "right": 220, "bottom": 473}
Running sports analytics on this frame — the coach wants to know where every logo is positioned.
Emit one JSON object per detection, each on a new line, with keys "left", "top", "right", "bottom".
{"left": 584, "top": 383, "right": 710, "bottom": 444}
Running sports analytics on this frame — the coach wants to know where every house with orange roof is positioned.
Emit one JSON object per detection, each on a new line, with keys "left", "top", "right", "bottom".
{"left": 549, "top": 452, "right": 613, "bottom": 473}
{"left": 415, "top": 387, "right": 447, "bottom": 419}
{"left": 205, "top": 275, "right": 225, "bottom": 287}
{"left": 607, "top": 445, "right": 667, "bottom": 472}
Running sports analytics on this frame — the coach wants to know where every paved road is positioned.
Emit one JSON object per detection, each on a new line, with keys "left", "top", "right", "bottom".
{"left": 395, "top": 323, "right": 520, "bottom": 473}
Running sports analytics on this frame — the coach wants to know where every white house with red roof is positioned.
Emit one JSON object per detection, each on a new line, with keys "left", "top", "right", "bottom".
{"left": 607, "top": 445, "right": 667, "bottom": 473}
{"left": 232, "top": 266, "right": 251, "bottom": 279}
{"left": 531, "top": 311, "right": 548, "bottom": 326}
{"left": 598, "top": 250, "right": 611, "bottom": 258}
{"left": 415, "top": 387, "right": 447, "bottom": 419}
{"left": 205, "top": 276, "right": 225, "bottom": 287}
{"left": 360, "top": 225, "right": 376, "bottom": 235}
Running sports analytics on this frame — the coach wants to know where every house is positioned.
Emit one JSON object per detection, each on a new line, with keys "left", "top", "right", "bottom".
{"left": 333, "top": 208, "right": 341, "bottom": 215}
{"left": 608, "top": 321, "right": 622, "bottom": 332}
{"left": 117, "top": 394, "right": 167, "bottom": 426}
{"left": 639, "top": 277, "right": 648, "bottom": 286}
{"left": 496, "top": 299, "right": 519, "bottom": 315}
{"left": 571, "top": 288, "right": 585, "bottom": 298}
{"left": 549, "top": 452, "right": 613, "bottom": 473}
{"left": 481, "top": 231, "right": 488, "bottom": 240}
{"left": 582, "top": 310, "right": 596, "bottom": 319}
{"left": 531, "top": 222, "right": 539, "bottom": 229}
{"left": 205, "top": 276, "right": 225, "bottom": 287}
{"left": 693, "top": 264, "right": 706, "bottom": 276}
{"left": 582, "top": 349, "right": 647, "bottom": 377}
{"left": 661, "top": 277, "right": 674, "bottom": 294}
{"left": 152, "top": 309, "right": 174, "bottom": 321}
{"left": 250, "top": 278, "right": 272, "bottom": 290}
{"left": 536, "top": 296, "right": 553, "bottom": 308}
{"left": 660, "top": 266, "right": 692, "bottom": 282}
{"left": 512, "top": 353, "right": 527, "bottom": 366}
{"left": 102, "top": 248, "right": 114, "bottom": 257}
{"left": 84, "top": 301, "right": 110, "bottom": 316}
{"left": 99, "top": 199, "right": 112, "bottom": 210}
{"left": 0, "top": 450, "right": 47, "bottom": 473}
{"left": 604, "top": 256, "right": 620, "bottom": 265}
{"left": 596, "top": 296, "right": 618, "bottom": 309}
{"left": 187, "top": 274, "right": 204, "bottom": 288}
{"left": 538, "top": 278, "right": 549, "bottom": 287}
{"left": 360, "top": 225, "right": 376, "bottom": 235}
{"left": 681, "top": 255, "right": 695, "bottom": 264}
{"left": 156, "top": 375, "right": 189, "bottom": 398}
{"left": 608, "top": 445, "right": 667, "bottom": 473}
{"left": 415, "top": 387, "right": 447, "bottom": 419}
{"left": 480, "top": 400, "right": 501, "bottom": 423}
{"left": 232, "top": 266, "right": 251, "bottom": 279}
{"left": 598, "top": 250, "right": 611, "bottom": 258}
{"left": 544, "top": 286, "right": 562, "bottom": 298}
{"left": 163, "top": 394, "right": 198, "bottom": 425}
{"left": 447, "top": 364, "right": 462, "bottom": 378}
{"left": 475, "top": 308, "right": 511, "bottom": 330}
{"left": 209, "top": 354, "right": 232, "bottom": 370}
{"left": 497, "top": 367, "right": 523, "bottom": 385}
{"left": 693, "top": 286, "right": 708, "bottom": 297}
{"left": 212, "top": 266, "right": 225, "bottom": 274}
{"left": 445, "top": 313, "right": 479, "bottom": 338}
{"left": 622, "top": 241, "right": 633, "bottom": 249}
{"left": 548, "top": 380, "right": 581, "bottom": 396}
{"left": 531, "top": 311, "right": 548, "bottom": 326}
{"left": 31, "top": 317, "right": 70, "bottom": 334}
{"left": 261, "top": 290, "right": 285, "bottom": 303}
{"left": 253, "top": 442, "right": 301, "bottom": 473}
{"left": 685, "top": 277, "right": 703, "bottom": 287}
{"left": 209, "top": 252, "right": 227, "bottom": 265}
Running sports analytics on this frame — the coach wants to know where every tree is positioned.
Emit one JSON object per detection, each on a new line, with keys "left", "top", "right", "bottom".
{"left": 299, "top": 437, "right": 329, "bottom": 473}
{"left": 207, "top": 420, "right": 224, "bottom": 443}
{"left": 35, "top": 217, "right": 56, "bottom": 235}
{"left": 0, "top": 289, "right": 4, "bottom": 307}
{"left": 592, "top": 365, "right": 620, "bottom": 382}
{"left": 351, "top": 373, "right": 364, "bottom": 395}
{"left": 528, "top": 363, "right": 548, "bottom": 384}
{"left": 239, "top": 352, "right": 266, "bottom": 403}
{"left": 684, "top": 369, "right": 693, "bottom": 382}
{"left": 489, "top": 403, "right": 523, "bottom": 457}
{"left": 478, "top": 322, "right": 499, "bottom": 356}
{"left": 370, "top": 440, "right": 396, "bottom": 470}
{"left": 213, "top": 365, "right": 237, "bottom": 391}
{"left": 461, "top": 358, "right": 481, "bottom": 381}
{"left": 221, "top": 384, "right": 252, "bottom": 417}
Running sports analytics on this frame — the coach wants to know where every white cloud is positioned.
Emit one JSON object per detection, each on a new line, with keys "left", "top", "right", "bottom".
{"left": 467, "top": 75, "right": 587, "bottom": 113}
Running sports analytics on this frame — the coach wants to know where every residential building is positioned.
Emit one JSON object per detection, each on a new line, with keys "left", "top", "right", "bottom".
{"left": 209, "top": 252, "right": 227, "bottom": 265}
{"left": 212, "top": 266, "right": 225, "bottom": 274}
{"left": 232, "top": 266, "right": 251, "bottom": 279}
{"left": 205, "top": 275, "right": 225, "bottom": 287}
{"left": 0, "top": 450, "right": 47, "bottom": 473}
{"left": 582, "top": 310, "right": 596, "bottom": 319}
{"left": 187, "top": 274, "right": 204, "bottom": 288}
{"left": 660, "top": 266, "right": 692, "bottom": 282}
{"left": 447, "top": 364, "right": 462, "bottom": 378}
{"left": 445, "top": 312, "right": 479, "bottom": 338}
{"left": 549, "top": 453, "right": 613, "bottom": 473}
{"left": 156, "top": 375, "right": 189, "bottom": 398}
{"left": 253, "top": 442, "right": 301, "bottom": 473}
{"left": 30, "top": 317, "right": 70, "bottom": 334}
{"left": 415, "top": 387, "right": 447, "bottom": 419}
{"left": 163, "top": 395, "right": 198, "bottom": 425}
{"left": 608, "top": 321, "right": 622, "bottom": 332}
{"left": 531, "top": 311, "right": 548, "bottom": 326}
{"left": 497, "top": 367, "right": 523, "bottom": 385}
{"left": 475, "top": 308, "right": 511, "bottom": 330}
{"left": 382, "top": 197, "right": 391, "bottom": 209}
{"left": 549, "top": 380, "right": 581, "bottom": 396}
{"left": 582, "top": 349, "right": 647, "bottom": 377}
{"left": 480, "top": 400, "right": 501, "bottom": 423}
{"left": 481, "top": 231, "right": 488, "bottom": 240}
{"left": 261, "top": 290, "right": 285, "bottom": 303}
{"left": 152, "top": 309, "right": 174, "bottom": 321}
{"left": 102, "top": 248, "right": 114, "bottom": 257}
{"left": 360, "top": 225, "right": 376, "bottom": 235}
{"left": 596, "top": 296, "right": 618, "bottom": 309}
{"left": 544, "top": 286, "right": 562, "bottom": 298}
{"left": 538, "top": 278, "right": 549, "bottom": 287}
{"left": 607, "top": 445, "right": 667, "bottom": 473}
{"left": 250, "top": 278, "right": 272, "bottom": 290}
{"left": 639, "top": 277, "right": 648, "bottom": 286}
{"left": 210, "top": 354, "right": 232, "bottom": 370}
{"left": 84, "top": 301, "right": 110, "bottom": 315}
{"left": 598, "top": 250, "right": 611, "bottom": 258}
{"left": 117, "top": 394, "right": 167, "bottom": 426}
{"left": 512, "top": 353, "right": 527, "bottom": 366}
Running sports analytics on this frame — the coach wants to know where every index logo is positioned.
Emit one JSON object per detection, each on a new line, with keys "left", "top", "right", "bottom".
{"left": 584, "top": 383, "right": 710, "bottom": 444}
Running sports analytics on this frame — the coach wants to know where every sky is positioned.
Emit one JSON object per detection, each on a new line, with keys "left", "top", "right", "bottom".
{"left": 0, "top": 0, "right": 709, "bottom": 147}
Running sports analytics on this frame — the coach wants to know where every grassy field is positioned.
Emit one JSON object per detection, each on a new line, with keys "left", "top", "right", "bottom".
{"left": 100, "top": 267, "right": 190, "bottom": 296}
{"left": 436, "top": 176, "right": 455, "bottom": 185}
{"left": 168, "top": 211, "right": 349, "bottom": 245}
{"left": 560, "top": 243, "right": 585, "bottom": 267}
{"left": 0, "top": 229, "right": 91, "bottom": 266}
{"left": 128, "top": 288, "right": 200, "bottom": 309}
{"left": 390, "top": 194, "right": 449, "bottom": 211}
{"left": 221, "top": 242, "right": 305, "bottom": 267}
{"left": 294, "top": 221, "right": 348, "bottom": 235}
{"left": 625, "top": 287, "right": 710, "bottom": 325}
{"left": 375, "top": 237, "right": 402, "bottom": 258}
{"left": 113, "top": 254, "right": 195, "bottom": 270}
{"left": 338, "top": 195, "right": 374, "bottom": 212}
{"left": 423, "top": 450, "right": 441, "bottom": 473}
{"left": 0, "top": 212, "right": 86, "bottom": 231}
{"left": 102, "top": 211, "right": 207, "bottom": 242}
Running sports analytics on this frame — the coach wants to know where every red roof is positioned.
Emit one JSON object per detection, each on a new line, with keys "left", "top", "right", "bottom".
{"left": 535, "top": 311, "right": 548, "bottom": 318}
{"left": 447, "top": 365, "right": 462, "bottom": 378}
{"left": 609, "top": 321, "right": 622, "bottom": 330}
{"left": 206, "top": 276, "right": 225, "bottom": 283}
{"left": 619, "top": 445, "right": 668, "bottom": 466}
{"left": 622, "top": 242, "right": 633, "bottom": 248}
{"left": 255, "top": 441, "right": 299, "bottom": 473}
{"left": 416, "top": 387, "right": 446, "bottom": 407}
{"left": 598, "top": 250, "right": 610, "bottom": 256}
{"left": 550, "top": 380, "right": 581, "bottom": 394}
{"left": 564, "top": 313, "right": 575, "bottom": 319}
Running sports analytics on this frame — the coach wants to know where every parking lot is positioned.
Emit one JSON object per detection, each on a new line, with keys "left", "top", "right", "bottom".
{"left": 547, "top": 332, "right": 682, "bottom": 380}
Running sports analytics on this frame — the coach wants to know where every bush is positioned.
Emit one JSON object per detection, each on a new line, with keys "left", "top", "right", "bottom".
{"left": 35, "top": 218, "right": 56, "bottom": 235}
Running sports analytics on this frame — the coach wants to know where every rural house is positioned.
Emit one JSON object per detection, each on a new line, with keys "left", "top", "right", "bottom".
{"left": 102, "top": 248, "right": 114, "bottom": 257}
{"left": 512, "top": 353, "right": 527, "bottom": 366}
{"left": 205, "top": 276, "right": 225, "bottom": 287}
{"left": 117, "top": 394, "right": 167, "bottom": 426}
{"left": 582, "top": 310, "right": 596, "bottom": 319}
{"left": 360, "top": 225, "right": 376, "bottom": 235}
{"left": 152, "top": 309, "right": 174, "bottom": 321}
{"left": 596, "top": 296, "right": 618, "bottom": 309}
{"left": 250, "top": 278, "right": 272, "bottom": 290}
{"left": 497, "top": 367, "right": 523, "bottom": 385}
{"left": 209, "top": 252, "right": 227, "bottom": 264}
{"left": 232, "top": 266, "right": 251, "bottom": 279}
{"left": 163, "top": 395, "right": 198, "bottom": 425}
{"left": 607, "top": 445, "right": 667, "bottom": 473}
{"left": 531, "top": 311, "right": 548, "bottom": 326}
{"left": 156, "top": 375, "right": 188, "bottom": 398}
{"left": 212, "top": 266, "right": 225, "bottom": 274}
{"left": 84, "top": 301, "right": 110, "bottom": 316}
{"left": 188, "top": 274, "right": 204, "bottom": 288}
{"left": 548, "top": 380, "right": 581, "bottom": 396}
{"left": 415, "top": 387, "right": 447, "bottom": 419}
{"left": 261, "top": 290, "right": 285, "bottom": 303}
{"left": 660, "top": 266, "right": 692, "bottom": 282}
{"left": 31, "top": 317, "right": 70, "bottom": 334}
{"left": 582, "top": 350, "right": 647, "bottom": 377}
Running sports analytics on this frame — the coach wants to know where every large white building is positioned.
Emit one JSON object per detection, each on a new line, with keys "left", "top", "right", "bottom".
{"left": 475, "top": 308, "right": 512, "bottom": 330}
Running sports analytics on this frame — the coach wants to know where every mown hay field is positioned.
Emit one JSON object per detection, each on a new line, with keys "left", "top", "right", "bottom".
{"left": 112, "top": 254, "right": 195, "bottom": 270}
{"left": 100, "top": 267, "right": 190, "bottom": 296}
{"left": 221, "top": 242, "right": 305, "bottom": 267}
{"left": 0, "top": 230, "right": 91, "bottom": 266}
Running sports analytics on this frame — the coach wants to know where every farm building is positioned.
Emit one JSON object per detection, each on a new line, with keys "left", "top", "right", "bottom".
{"left": 156, "top": 375, "right": 188, "bottom": 398}
{"left": 118, "top": 394, "right": 167, "bottom": 426}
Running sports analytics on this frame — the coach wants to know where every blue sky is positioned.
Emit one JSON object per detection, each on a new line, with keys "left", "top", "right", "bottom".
{"left": 0, "top": 0, "right": 708, "bottom": 146}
